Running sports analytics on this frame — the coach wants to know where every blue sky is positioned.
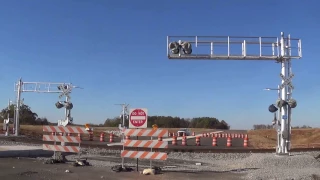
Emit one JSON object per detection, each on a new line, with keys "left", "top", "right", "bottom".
{"left": 0, "top": 0, "right": 319, "bottom": 129}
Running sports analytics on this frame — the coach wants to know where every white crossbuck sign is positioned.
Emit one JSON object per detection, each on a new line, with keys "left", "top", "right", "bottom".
{"left": 279, "top": 73, "right": 294, "bottom": 90}
{"left": 58, "top": 84, "right": 72, "bottom": 99}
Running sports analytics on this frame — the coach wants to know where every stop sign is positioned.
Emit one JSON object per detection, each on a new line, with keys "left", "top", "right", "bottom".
{"left": 129, "top": 108, "right": 148, "bottom": 129}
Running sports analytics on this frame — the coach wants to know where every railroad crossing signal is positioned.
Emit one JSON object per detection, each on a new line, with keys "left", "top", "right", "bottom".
{"left": 279, "top": 73, "right": 294, "bottom": 90}
{"left": 166, "top": 32, "right": 302, "bottom": 155}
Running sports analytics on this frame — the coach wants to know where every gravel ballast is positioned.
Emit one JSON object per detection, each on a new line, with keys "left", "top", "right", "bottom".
{"left": 2, "top": 140, "right": 320, "bottom": 180}
{"left": 78, "top": 147, "right": 320, "bottom": 180}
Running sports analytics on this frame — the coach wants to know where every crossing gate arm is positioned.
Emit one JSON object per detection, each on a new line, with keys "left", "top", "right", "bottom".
{"left": 121, "top": 150, "right": 167, "bottom": 160}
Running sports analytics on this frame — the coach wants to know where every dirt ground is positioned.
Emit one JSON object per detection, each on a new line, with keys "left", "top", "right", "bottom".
{"left": 0, "top": 158, "right": 245, "bottom": 180}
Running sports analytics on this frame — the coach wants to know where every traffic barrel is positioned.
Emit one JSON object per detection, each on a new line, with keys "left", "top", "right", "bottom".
{"left": 109, "top": 133, "right": 114, "bottom": 143}
{"left": 227, "top": 137, "right": 232, "bottom": 147}
{"left": 196, "top": 136, "right": 201, "bottom": 146}
{"left": 244, "top": 137, "right": 248, "bottom": 147}
{"left": 89, "top": 131, "right": 93, "bottom": 141}
{"left": 158, "top": 136, "right": 162, "bottom": 141}
{"left": 212, "top": 137, "right": 217, "bottom": 146}
{"left": 181, "top": 136, "right": 187, "bottom": 146}
{"left": 172, "top": 136, "right": 177, "bottom": 145}
{"left": 100, "top": 132, "right": 105, "bottom": 142}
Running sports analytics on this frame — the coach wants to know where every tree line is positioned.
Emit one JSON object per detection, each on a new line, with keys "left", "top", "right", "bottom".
{"left": 253, "top": 124, "right": 313, "bottom": 130}
{"left": 0, "top": 104, "right": 50, "bottom": 125}
{"left": 0, "top": 104, "right": 230, "bottom": 129}
{"left": 104, "top": 116, "right": 230, "bottom": 129}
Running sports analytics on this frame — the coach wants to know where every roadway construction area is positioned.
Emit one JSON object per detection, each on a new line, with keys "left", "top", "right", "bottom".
{"left": 1, "top": 137, "right": 320, "bottom": 180}
{"left": 1, "top": 126, "right": 320, "bottom": 179}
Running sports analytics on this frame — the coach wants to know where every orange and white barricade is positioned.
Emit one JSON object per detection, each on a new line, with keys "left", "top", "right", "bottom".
{"left": 42, "top": 125, "right": 89, "bottom": 156}
{"left": 122, "top": 128, "right": 169, "bottom": 167}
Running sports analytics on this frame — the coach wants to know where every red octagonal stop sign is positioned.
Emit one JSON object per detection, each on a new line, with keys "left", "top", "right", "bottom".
{"left": 129, "top": 108, "right": 148, "bottom": 128}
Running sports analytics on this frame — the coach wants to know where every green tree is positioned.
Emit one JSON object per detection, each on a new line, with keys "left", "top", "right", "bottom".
{"left": 0, "top": 104, "right": 39, "bottom": 125}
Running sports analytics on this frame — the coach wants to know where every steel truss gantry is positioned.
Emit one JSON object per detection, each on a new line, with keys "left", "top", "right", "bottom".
{"left": 167, "top": 32, "right": 302, "bottom": 155}
{"left": 13, "top": 78, "right": 81, "bottom": 136}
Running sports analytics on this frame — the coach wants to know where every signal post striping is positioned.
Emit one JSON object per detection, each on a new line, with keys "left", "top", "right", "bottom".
{"left": 124, "top": 129, "right": 169, "bottom": 137}
{"left": 124, "top": 140, "right": 168, "bottom": 149}
{"left": 121, "top": 150, "right": 167, "bottom": 160}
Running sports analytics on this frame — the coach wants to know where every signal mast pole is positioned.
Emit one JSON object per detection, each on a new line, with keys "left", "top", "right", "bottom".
{"left": 115, "top": 103, "right": 129, "bottom": 128}
{"left": 167, "top": 32, "right": 302, "bottom": 155}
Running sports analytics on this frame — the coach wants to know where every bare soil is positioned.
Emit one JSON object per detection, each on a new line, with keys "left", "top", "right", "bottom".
{"left": 0, "top": 157, "right": 245, "bottom": 180}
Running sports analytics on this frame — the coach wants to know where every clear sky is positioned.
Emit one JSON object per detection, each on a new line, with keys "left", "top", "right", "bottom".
{"left": 0, "top": 0, "right": 319, "bottom": 130}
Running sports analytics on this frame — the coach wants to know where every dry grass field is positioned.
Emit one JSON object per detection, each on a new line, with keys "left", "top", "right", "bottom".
{"left": 248, "top": 128, "right": 320, "bottom": 149}
{"left": 1, "top": 124, "right": 320, "bottom": 149}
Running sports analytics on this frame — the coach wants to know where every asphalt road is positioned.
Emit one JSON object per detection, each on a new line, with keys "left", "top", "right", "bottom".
{"left": 0, "top": 158, "right": 245, "bottom": 180}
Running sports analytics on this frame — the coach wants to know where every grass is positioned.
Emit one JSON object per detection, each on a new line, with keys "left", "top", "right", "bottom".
{"left": 1, "top": 123, "right": 320, "bottom": 149}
